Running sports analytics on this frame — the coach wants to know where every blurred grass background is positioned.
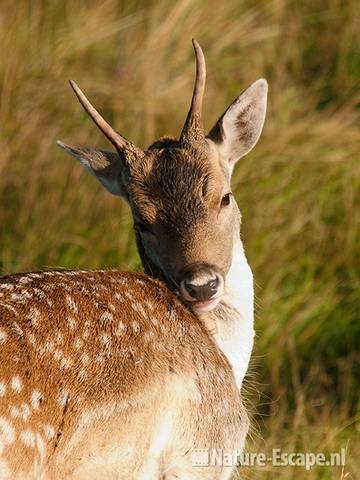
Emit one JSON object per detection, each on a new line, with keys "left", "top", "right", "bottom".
{"left": 0, "top": 0, "right": 359, "bottom": 477}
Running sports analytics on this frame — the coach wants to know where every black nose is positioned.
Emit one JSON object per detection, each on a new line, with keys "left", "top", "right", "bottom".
{"left": 184, "top": 277, "right": 219, "bottom": 302}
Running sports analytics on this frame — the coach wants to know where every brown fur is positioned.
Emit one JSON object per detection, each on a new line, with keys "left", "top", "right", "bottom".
{"left": 0, "top": 270, "right": 248, "bottom": 479}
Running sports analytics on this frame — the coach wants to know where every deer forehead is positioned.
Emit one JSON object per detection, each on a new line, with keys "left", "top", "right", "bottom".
{"left": 129, "top": 145, "right": 229, "bottom": 226}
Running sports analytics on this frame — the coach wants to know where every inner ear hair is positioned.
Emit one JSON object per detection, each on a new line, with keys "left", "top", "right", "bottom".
{"left": 207, "top": 78, "right": 268, "bottom": 166}
{"left": 56, "top": 141, "right": 127, "bottom": 198}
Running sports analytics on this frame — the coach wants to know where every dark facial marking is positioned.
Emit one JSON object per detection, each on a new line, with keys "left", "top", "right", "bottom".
{"left": 207, "top": 116, "right": 225, "bottom": 144}
{"left": 133, "top": 146, "right": 214, "bottom": 233}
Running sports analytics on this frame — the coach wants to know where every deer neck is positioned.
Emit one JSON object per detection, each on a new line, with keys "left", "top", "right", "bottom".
{"left": 135, "top": 232, "right": 170, "bottom": 286}
{"left": 137, "top": 229, "right": 254, "bottom": 389}
{"left": 199, "top": 239, "right": 255, "bottom": 389}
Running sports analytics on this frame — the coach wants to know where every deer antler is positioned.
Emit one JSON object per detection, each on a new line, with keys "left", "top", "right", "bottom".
{"left": 180, "top": 39, "right": 206, "bottom": 145}
{"left": 69, "top": 80, "right": 143, "bottom": 160}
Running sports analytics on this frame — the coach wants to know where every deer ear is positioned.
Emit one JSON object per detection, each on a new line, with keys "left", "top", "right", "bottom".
{"left": 56, "top": 141, "right": 128, "bottom": 199}
{"left": 207, "top": 79, "right": 267, "bottom": 169}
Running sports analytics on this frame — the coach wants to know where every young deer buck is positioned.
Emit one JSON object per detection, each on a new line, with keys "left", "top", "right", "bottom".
{"left": 0, "top": 40, "right": 267, "bottom": 479}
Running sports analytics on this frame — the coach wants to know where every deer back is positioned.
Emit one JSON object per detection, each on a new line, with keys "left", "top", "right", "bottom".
{"left": 0, "top": 270, "right": 247, "bottom": 479}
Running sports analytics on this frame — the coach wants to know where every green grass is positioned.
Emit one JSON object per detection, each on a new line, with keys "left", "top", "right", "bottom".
{"left": 0, "top": 0, "right": 359, "bottom": 477}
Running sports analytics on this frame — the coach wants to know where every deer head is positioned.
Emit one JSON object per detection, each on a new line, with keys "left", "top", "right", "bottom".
{"left": 57, "top": 40, "right": 267, "bottom": 314}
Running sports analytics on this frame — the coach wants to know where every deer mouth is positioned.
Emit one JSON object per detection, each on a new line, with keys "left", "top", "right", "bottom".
{"left": 189, "top": 296, "right": 221, "bottom": 313}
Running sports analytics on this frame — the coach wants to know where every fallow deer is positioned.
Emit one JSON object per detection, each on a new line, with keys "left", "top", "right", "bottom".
{"left": 0, "top": 40, "right": 267, "bottom": 479}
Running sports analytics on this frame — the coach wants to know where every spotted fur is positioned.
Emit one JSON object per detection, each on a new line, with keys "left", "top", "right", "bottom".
{"left": 0, "top": 271, "right": 247, "bottom": 479}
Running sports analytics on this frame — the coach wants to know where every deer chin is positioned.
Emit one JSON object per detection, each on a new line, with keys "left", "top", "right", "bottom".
{"left": 188, "top": 296, "right": 221, "bottom": 313}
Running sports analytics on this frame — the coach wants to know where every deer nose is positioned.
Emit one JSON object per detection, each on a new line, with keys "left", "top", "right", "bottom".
{"left": 183, "top": 276, "right": 220, "bottom": 302}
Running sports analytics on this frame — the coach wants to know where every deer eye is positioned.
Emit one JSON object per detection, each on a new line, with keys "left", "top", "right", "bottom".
{"left": 221, "top": 193, "right": 232, "bottom": 207}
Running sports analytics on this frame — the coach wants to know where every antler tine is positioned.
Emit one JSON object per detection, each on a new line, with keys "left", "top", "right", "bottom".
{"left": 180, "top": 39, "right": 206, "bottom": 144}
{"left": 190, "top": 39, "right": 206, "bottom": 119}
{"left": 69, "top": 80, "right": 141, "bottom": 156}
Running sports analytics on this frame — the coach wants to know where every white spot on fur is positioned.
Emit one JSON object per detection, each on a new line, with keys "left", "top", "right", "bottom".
{"left": 20, "top": 403, "right": 31, "bottom": 421}
{"left": 9, "top": 406, "right": 20, "bottom": 418}
{"left": 67, "top": 317, "right": 76, "bottom": 330}
{"left": 12, "top": 322, "right": 23, "bottom": 336}
{"left": 81, "top": 353, "right": 89, "bottom": 365}
{"left": 55, "top": 331, "right": 63, "bottom": 345}
{"left": 66, "top": 295, "right": 78, "bottom": 313}
{"left": 33, "top": 288, "right": 46, "bottom": 299}
{"left": 43, "top": 424, "right": 55, "bottom": 440}
{"left": 11, "top": 376, "right": 22, "bottom": 392}
{"left": 125, "top": 291, "right": 133, "bottom": 301}
{"left": 131, "top": 320, "right": 140, "bottom": 334}
{"left": 57, "top": 389, "right": 69, "bottom": 407}
{"left": 21, "top": 289, "right": 33, "bottom": 299}
{"left": 0, "top": 382, "right": 6, "bottom": 397}
{"left": 95, "top": 354, "right": 105, "bottom": 364}
{"left": 29, "top": 273, "right": 42, "bottom": 279}
{"left": 64, "top": 271, "right": 76, "bottom": 276}
{"left": 100, "top": 311, "right": 113, "bottom": 323}
{"left": 78, "top": 368, "right": 88, "bottom": 380}
{"left": 145, "top": 300, "right": 154, "bottom": 312}
{"left": 79, "top": 285, "right": 90, "bottom": 296}
{"left": 115, "top": 321, "right": 125, "bottom": 337}
{"left": 0, "top": 417, "right": 15, "bottom": 444}
{"left": 19, "top": 276, "right": 32, "bottom": 284}
{"left": 0, "top": 284, "right": 14, "bottom": 291}
{"left": 60, "top": 357, "right": 72, "bottom": 370}
{"left": 28, "top": 307, "right": 41, "bottom": 327}
{"left": 0, "top": 329, "right": 7, "bottom": 344}
{"left": 139, "top": 303, "right": 148, "bottom": 317}
{"left": 31, "top": 391, "right": 43, "bottom": 410}
{"left": 27, "top": 332, "right": 36, "bottom": 346}
{"left": 99, "top": 333, "right": 111, "bottom": 349}
{"left": 0, "top": 303, "right": 18, "bottom": 316}
{"left": 53, "top": 349, "right": 62, "bottom": 362}
{"left": 74, "top": 338, "right": 84, "bottom": 350}
{"left": 115, "top": 292, "right": 124, "bottom": 302}
{"left": 20, "top": 429, "right": 35, "bottom": 447}
{"left": 45, "top": 339, "right": 54, "bottom": 353}
{"left": 144, "top": 331, "right": 154, "bottom": 343}
{"left": 82, "top": 319, "right": 90, "bottom": 339}
{"left": 38, "top": 344, "right": 46, "bottom": 356}
{"left": 10, "top": 292, "right": 25, "bottom": 303}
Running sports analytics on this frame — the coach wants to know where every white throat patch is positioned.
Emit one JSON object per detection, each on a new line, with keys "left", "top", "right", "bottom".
{"left": 199, "top": 240, "right": 255, "bottom": 388}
